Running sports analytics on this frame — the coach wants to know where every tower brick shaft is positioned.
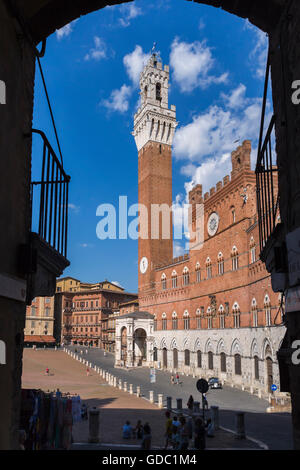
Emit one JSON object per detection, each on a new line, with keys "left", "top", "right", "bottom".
{"left": 133, "top": 53, "right": 177, "bottom": 295}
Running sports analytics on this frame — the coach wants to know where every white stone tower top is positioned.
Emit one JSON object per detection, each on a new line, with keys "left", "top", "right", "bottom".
{"left": 132, "top": 52, "right": 177, "bottom": 151}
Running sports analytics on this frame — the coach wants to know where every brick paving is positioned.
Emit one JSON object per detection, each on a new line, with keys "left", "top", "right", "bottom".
{"left": 22, "top": 349, "right": 261, "bottom": 449}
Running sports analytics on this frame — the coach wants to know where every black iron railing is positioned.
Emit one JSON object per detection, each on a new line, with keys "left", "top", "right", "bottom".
{"left": 255, "top": 50, "right": 279, "bottom": 254}
{"left": 30, "top": 129, "right": 71, "bottom": 258}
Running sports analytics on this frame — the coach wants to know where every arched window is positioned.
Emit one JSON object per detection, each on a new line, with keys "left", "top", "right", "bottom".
{"left": 206, "top": 257, "right": 212, "bottom": 279}
{"left": 162, "top": 312, "right": 167, "bottom": 330}
{"left": 172, "top": 311, "right": 178, "bottom": 330}
{"left": 196, "top": 309, "right": 201, "bottom": 329}
{"left": 254, "top": 355, "right": 259, "bottom": 380}
{"left": 250, "top": 237, "right": 256, "bottom": 263}
{"left": 161, "top": 273, "right": 167, "bottom": 290}
{"left": 197, "top": 350, "right": 202, "bottom": 368}
{"left": 232, "top": 302, "right": 240, "bottom": 328}
{"left": 218, "top": 252, "right": 224, "bottom": 275}
{"left": 219, "top": 305, "right": 225, "bottom": 329}
{"left": 183, "top": 266, "right": 190, "bottom": 286}
{"left": 184, "top": 349, "right": 190, "bottom": 366}
{"left": 171, "top": 270, "right": 177, "bottom": 288}
{"left": 207, "top": 306, "right": 212, "bottom": 329}
{"left": 231, "top": 246, "right": 239, "bottom": 271}
{"left": 220, "top": 352, "right": 226, "bottom": 372}
{"left": 153, "top": 347, "right": 158, "bottom": 362}
{"left": 156, "top": 82, "right": 161, "bottom": 100}
{"left": 183, "top": 310, "right": 190, "bottom": 330}
{"left": 195, "top": 262, "right": 201, "bottom": 282}
{"left": 231, "top": 206, "right": 236, "bottom": 224}
{"left": 264, "top": 294, "right": 271, "bottom": 326}
{"left": 208, "top": 351, "right": 214, "bottom": 370}
{"left": 234, "top": 354, "right": 242, "bottom": 375}
{"left": 251, "top": 298, "right": 258, "bottom": 327}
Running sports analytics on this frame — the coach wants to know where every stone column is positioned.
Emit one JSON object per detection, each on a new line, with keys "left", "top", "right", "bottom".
{"left": 129, "top": 384, "right": 133, "bottom": 394}
{"left": 166, "top": 397, "right": 172, "bottom": 410}
{"left": 158, "top": 394, "right": 163, "bottom": 408}
{"left": 136, "top": 386, "right": 141, "bottom": 397}
{"left": 211, "top": 406, "right": 219, "bottom": 430}
{"left": 149, "top": 391, "right": 154, "bottom": 403}
{"left": 119, "top": 379, "right": 122, "bottom": 390}
{"left": 176, "top": 398, "right": 182, "bottom": 410}
{"left": 123, "top": 381, "right": 127, "bottom": 392}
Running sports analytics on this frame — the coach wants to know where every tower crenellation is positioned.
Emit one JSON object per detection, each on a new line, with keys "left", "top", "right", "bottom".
{"left": 133, "top": 53, "right": 177, "bottom": 152}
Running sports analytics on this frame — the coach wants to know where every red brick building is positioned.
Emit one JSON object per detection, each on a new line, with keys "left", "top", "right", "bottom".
{"left": 115, "top": 53, "right": 285, "bottom": 396}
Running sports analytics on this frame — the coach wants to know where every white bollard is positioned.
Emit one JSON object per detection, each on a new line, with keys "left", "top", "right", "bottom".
{"left": 119, "top": 379, "right": 122, "bottom": 390}
{"left": 136, "top": 386, "right": 141, "bottom": 397}
{"left": 158, "top": 394, "right": 163, "bottom": 408}
{"left": 129, "top": 384, "right": 133, "bottom": 394}
{"left": 113, "top": 377, "right": 117, "bottom": 387}
{"left": 123, "top": 381, "right": 127, "bottom": 392}
{"left": 149, "top": 391, "right": 154, "bottom": 403}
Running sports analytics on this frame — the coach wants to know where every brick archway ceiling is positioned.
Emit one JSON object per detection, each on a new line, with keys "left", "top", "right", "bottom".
{"left": 15, "top": 0, "right": 286, "bottom": 44}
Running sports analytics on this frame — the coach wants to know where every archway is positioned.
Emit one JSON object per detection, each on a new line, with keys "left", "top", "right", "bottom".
{"left": 162, "top": 347, "right": 168, "bottom": 369}
{"left": 133, "top": 328, "right": 147, "bottom": 366}
{"left": 173, "top": 348, "right": 178, "bottom": 370}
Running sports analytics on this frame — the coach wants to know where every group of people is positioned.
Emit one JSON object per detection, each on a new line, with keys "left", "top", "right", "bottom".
{"left": 122, "top": 420, "right": 152, "bottom": 449}
{"left": 165, "top": 408, "right": 214, "bottom": 450}
{"left": 170, "top": 373, "right": 181, "bottom": 385}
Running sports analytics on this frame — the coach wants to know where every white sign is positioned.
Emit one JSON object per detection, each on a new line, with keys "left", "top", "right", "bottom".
{"left": 150, "top": 368, "right": 156, "bottom": 383}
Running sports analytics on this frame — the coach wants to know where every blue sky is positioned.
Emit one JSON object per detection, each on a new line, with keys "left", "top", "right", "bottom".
{"left": 32, "top": 0, "right": 269, "bottom": 293}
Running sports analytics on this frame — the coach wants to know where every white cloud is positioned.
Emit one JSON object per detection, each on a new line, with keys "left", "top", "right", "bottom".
{"left": 101, "top": 84, "right": 132, "bottom": 113}
{"left": 119, "top": 3, "right": 143, "bottom": 27}
{"left": 173, "top": 85, "right": 270, "bottom": 194}
{"left": 170, "top": 37, "right": 228, "bottom": 93}
{"left": 221, "top": 83, "right": 247, "bottom": 109}
{"left": 79, "top": 243, "right": 93, "bottom": 248}
{"left": 68, "top": 203, "right": 80, "bottom": 213}
{"left": 56, "top": 20, "right": 77, "bottom": 40}
{"left": 84, "top": 36, "right": 107, "bottom": 61}
{"left": 173, "top": 241, "right": 186, "bottom": 257}
{"left": 198, "top": 19, "right": 205, "bottom": 31}
{"left": 245, "top": 21, "right": 268, "bottom": 79}
{"left": 123, "top": 45, "right": 150, "bottom": 87}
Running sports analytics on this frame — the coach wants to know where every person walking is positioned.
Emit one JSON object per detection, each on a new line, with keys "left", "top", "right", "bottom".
{"left": 202, "top": 393, "right": 208, "bottom": 410}
{"left": 175, "top": 372, "right": 180, "bottom": 385}
{"left": 122, "top": 421, "right": 133, "bottom": 439}
{"left": 178, "top": 416, "right": 189, "bottom": 450}
{"left": 194, "top": 418, "right": 206, "bottom": 450}
{"left": 133, "top": 420, "right": 143, "bottom": 439}
{"left": 141, "top": 423, "right": 151, "bottom": 449}
{"left": 171, "top": 374, "right": 175, "bottom": 385}
{"left": 164, "top": 411, "right": 173, "bottom": 449}
{"left": 187, "top": 395, "right": 194, "bottom": 413}
{"left": 45, "top": 367, "right": 49, "bottom": 376}
{"left": 86, "top": 367, "right": 90, "bottom": 376}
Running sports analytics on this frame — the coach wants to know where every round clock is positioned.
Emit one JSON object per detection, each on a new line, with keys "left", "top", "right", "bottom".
{"left": 207, "top": 212, "right": 219, "bottom": 237}
{"left": 140, "top": 256, "right": 148, "bottom": 274}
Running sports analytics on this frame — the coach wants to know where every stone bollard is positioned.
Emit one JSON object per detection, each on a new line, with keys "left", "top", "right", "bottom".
{"left": 119, "top": 379, "right": 122, "bottom": 390}
{"left": 211, "top": 406, "right": 219, "bottom": 430}
{"left": 176, "top": 398, "right": 182, "bottom": 410}
{"left": 94, "top": 365, "right": 97, "bottom": 371}
{"left": 158, "top": 394, "right": 163, "bottom": 408}
{"left": 123, "top": 381, "right": 127, "bottom": 392}
{"left": 250, "top": 386, "right": 254, "bottom": 394}
{"left": 88, "top": 407, "right": 100, "bottom": 443}
{"left": 235, "top": 412, "right": 246, "bottom": 439}
{"left": 149, "top": 391, "right": 154, "bottom": 403}
{"left": 129, "top": 384, "right": 133, "bottom": 394}
{"left": 166, "top": 396, "right": 172, "bottom": 411}
{"left": 258, "top": 389, "right": 262, "bottom": 399}
{"left": 113, "top": 377, "right": 117, "bottom": 387}
{"left": 193, "top": 401, "right": 200, "bottom": 414}
{"left": 136, "top": 386, "right": 141, "bottom": 397}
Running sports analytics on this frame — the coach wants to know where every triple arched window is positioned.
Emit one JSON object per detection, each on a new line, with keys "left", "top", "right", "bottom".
{"left": 231, "top": 246, "right": 239, "bottom": 271}
{"left": 183, "top": 266, "right": 190, "bottom": 286}
{"left": 217, "top": 252, "right": 224, "bottom": 275}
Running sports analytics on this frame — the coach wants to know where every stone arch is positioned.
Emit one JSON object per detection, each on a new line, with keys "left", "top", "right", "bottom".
{"left": 205, "top": 338, "right": 214, "bottom": 353}
{"left": 262, "top": 338, "right": 274, "bottom": 359}
{"left": 217, "top": 338, "right": 226, "bottom": 354}
{"left": 170, "top": 337, "right": 178, "bottom": 350}
{"left": 194, "top": 337, "right": 201, "bottom": 352}
{"left": 250, "top": 338, "right": 259, "bottom": 357}
{"left": 183, "top": 337, "right": 191, "bottom": 351}
{"left": 231, "top": 338, "right": 242, "bottom": 356}
{"left": 160, "top": 337, "right": 167, "bottom": 350}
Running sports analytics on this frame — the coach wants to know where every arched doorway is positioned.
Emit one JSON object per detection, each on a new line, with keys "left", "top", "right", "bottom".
{"left": 173, "top": 348, "right": 178, "bottom": 369}
{"left": 134, "top": 328, "right": 147, "bottom": 366}
{"left": 265, "top": 345, "right": 273, "bottom": 391}
{"left": 162, "top": 347, "right": 168, "bottom": 369}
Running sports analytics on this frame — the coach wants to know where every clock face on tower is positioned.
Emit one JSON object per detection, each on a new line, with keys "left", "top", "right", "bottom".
{"left": 207, "top": 212, "right": 219, "bottom": 237}
{"left": 140, "top": 256, "right": 148, "bottom": 274}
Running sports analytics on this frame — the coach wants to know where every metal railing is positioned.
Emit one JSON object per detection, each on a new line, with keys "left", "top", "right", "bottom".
{"left": 255, "top": 50, "right": 279, "bottom": 254}
{"left": 30, "top": 129, "right": 71, "bottom": 258}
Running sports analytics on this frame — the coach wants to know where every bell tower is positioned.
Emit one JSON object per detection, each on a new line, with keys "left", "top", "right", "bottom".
{"left": 132, "top": 50, "right": 177, "bottom": 296}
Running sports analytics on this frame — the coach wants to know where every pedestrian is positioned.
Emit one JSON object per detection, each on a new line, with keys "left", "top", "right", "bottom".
{"left": 175, "top": 372, "right": 180, "bottom": 385}
{"left": 164, "top": 411, "right": 173, "bottom": 449}
{"left": 178, "top": 416, "right": 190, "bottom": 450}
{"left": 187, "top": 395, "right": 194, "bottom": 412}
{"left": 122, "top": 421, "right": 133, "bottom": 439}
{"left": 205, "top": 418, "right": 215, "bottom": 437}
{"left": 45, "top": 367, "right": 49, "bottom": 376}
{"left": 171, "top": 423, "right": 180, "bottom": 449}
{"left": 133, "top": 420, "right": 143, "bottom": 439}
{"left": 202, "top": 393, "right": 208, "bottom": 410}
{"left": 194, "top": 418, "right": 206, "bottom": 450}
{"left": 171, "top": 374, "right": 175, "bottom": 385}
{"left": 141, "top": 423, "right": 151, "bottom": 449}
{"left": 86, "top": 367, "right": 90, "bottom": 376}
